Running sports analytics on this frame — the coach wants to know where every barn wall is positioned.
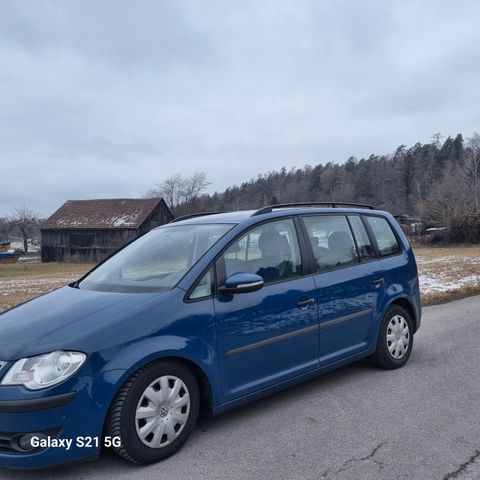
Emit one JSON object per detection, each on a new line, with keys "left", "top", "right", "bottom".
{"left": 139, "top": 202, "right": 174, "bottom": 234}
{"left": 41, "top": 228, "right": 138, "bottom": 263}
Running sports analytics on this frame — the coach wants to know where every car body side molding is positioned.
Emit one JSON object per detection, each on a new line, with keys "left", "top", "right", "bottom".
{"left": 226, "top": 308, "right": 373, "bottom": 357}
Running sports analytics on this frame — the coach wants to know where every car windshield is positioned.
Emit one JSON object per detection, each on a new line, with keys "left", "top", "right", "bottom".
{"left": 78, "top": 223, "right": 234, "bottom": 293}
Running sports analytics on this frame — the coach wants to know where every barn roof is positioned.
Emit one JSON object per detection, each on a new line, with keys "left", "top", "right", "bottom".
{"left": 41, "top": 198, "right": 170, "bottom": 230}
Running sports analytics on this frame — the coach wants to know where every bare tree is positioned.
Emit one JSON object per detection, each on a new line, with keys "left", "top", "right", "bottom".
{"left": 8, "top": 206, "right": 40, "bottom": 253}
{"left": 463, "top": 132, "right": 480, "bottom": 210}
{"left": 155, "top": 173, "right": 184, "bottom": 209}
{"left": 423, "top": 165, "right": 469, "bottom": 226}
{"left": 181, "top": 172, "right": 210, "bottom": 205}
{"left": 431, "top": 132, "right": 444, "bottom": 147}
{"left": 147, "top": 172, "right": 210, "bottom": 213}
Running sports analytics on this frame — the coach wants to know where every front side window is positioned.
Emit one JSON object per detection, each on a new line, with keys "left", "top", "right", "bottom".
{"left": 78, "top": 224, "right": 234, "bottom": 293}
{"left": 189, "top": 268, "right": 214, "bottom": 300}
{"left": 222, "top": 219, "right": 302, "bottom": 284}
{"left": 303, "top": 215, "right": 359, "bottom": 272}
{"left": 365, "top": 216, "right": 401, "bottom": 256}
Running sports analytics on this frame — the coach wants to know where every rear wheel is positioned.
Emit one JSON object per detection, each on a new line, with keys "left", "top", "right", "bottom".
{"left": 369, "top": 305, "right": 414, "bottom": 369}
{"left": 106, "top": 360, "right": 199, "bottom": 464}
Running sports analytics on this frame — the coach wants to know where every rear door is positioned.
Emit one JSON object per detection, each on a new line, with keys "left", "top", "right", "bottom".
{"left": 214, "top": 218, "right": 319, "bottom": 402}
{"left": 301, "top": 214, "right": 385, "bottom": 365}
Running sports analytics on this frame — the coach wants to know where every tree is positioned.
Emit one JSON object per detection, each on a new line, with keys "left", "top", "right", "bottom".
{"left": 181, "top": 172, "right": 210, "bottom": 206}
{"left": 395, "top": 145, "right": 416, "bottom": 211}
{"left": 412, "top": 142, "right": 438, "bottom": 203}
{"left": 139, "top": 133, "right": 477, "bottom": 240}
{"left": 0, "top": 218, "right": 10, "bottom": 240}
{"left": 147, "top": 172, "right": 210, "bottom": 214}
{"left": 8, "top": 206, "right": 40, "bottom": 253}
{"left": 463, "top": 133, "right": 480, "bottom": 210}
{"left": 431, "top": 132, "right": 444, "bottom": 147}
{"left": 423, "top": 165, "right": 469, "bottom": 227}
{"left": 148, "top": 172, "right": 182, "bottom": 210}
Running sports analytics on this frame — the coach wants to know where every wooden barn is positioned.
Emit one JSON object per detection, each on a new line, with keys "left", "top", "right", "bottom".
{"left": 41, "top": 198, "right": 173, "bottom": 263}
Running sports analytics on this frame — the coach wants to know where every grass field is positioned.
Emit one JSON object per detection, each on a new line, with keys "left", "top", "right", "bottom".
{"left": 0, "top": 262, "right": 92, "bottom": 313}
{"left": 0, "top": 245, "right": 479, "bottom": 313}
{"left": 414, "top": 244, "right": 480, "bottom": 305}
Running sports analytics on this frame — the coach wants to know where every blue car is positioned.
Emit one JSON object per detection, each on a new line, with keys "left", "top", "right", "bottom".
{"left": 0, "top": 203, "right": 421, "bottom": 469}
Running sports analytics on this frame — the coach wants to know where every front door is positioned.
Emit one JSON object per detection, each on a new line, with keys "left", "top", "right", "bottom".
{"left": 214, "top": 218, "right": 319, "bottom": 402}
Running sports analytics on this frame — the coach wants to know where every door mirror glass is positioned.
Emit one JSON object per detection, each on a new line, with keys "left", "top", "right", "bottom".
{"left": 219, "top": 273, "right": 264, "bottom": 295}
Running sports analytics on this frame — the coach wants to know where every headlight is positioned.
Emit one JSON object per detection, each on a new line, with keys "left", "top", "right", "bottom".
{"left": 1, "top": 351, "right": 86, "bottom": 390}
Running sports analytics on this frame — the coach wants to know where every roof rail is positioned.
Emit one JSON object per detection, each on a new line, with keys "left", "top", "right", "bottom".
{"left": 252, "top": 202, "right": 375, "bottom": 216}
{"left": 169, "top": 211, "right": 225, "bottom": 223}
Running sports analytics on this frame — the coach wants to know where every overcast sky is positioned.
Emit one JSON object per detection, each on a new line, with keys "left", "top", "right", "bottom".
{"left": 1, "top": 1, "right": 480, "bottom": 217}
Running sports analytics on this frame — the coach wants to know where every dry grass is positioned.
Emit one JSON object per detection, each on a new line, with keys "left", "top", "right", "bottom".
{"left": 0, "top": 262, "right": 92, "bottom": 313}
{"left": 413, "top": 245, "right": 480, "bottom": 305}
{"left": 0, "top": 245, "right": 479, "bottom": 312}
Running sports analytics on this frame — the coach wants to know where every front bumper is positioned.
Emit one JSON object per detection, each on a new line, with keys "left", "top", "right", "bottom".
{"left": 0, "top": 370, "right": 125, "bottom": 470}
{"left": 0, "top": 392, "right": 76, "bottom": 414}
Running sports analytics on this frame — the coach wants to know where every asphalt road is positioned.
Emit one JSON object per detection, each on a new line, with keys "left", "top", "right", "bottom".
{"left": 2, "top": 295, "right": 480, "bottom": 480}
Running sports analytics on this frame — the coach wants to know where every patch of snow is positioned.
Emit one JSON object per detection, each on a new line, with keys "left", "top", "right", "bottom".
{"left": 416, "top": 255, "right": 480, "bottom": 266}
{"left": 18, "top": 256, "right": 41, "bottom": 263}
{"left": 419, "top": 273, "right": 480, "bottom": 293}
{"left": 54, "top": 211, "right": 142, "bottom": 228}
{"left": 110, "top": 213, "right": 139, "bottom": 227}
{"left": 0, "top": 276, "right": 78, "bottom": 297}
{"left": 10, "top": 241, "right": 40, "bottom": 253}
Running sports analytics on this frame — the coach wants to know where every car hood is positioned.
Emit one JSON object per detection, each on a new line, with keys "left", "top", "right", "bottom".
{"left": 0, "top": 286, "right": 175, "bottom": 360}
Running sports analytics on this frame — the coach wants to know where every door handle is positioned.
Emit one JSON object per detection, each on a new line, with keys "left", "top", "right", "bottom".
{"left": 372, "top": 278, "right": 384, "bottom": 287}
{"left": 297, "top": 298, "right": 316, "bottom": 309}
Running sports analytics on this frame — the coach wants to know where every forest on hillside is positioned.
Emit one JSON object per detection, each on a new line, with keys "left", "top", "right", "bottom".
{"left": 149, "top": 133, "right": 480, "bottom": 235}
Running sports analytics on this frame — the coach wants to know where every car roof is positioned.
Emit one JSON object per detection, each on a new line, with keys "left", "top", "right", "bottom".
{"left": 164, "top": 207, "right": 387, "bottom": 227}
{"left": 165, "top": 210, "right": 255, "bottom": 225}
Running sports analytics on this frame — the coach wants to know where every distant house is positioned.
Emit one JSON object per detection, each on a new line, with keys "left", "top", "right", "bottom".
{"left": 41, "top": 198, "right": 173, "bottom": 263}
{"left": 394, "top": 214, "right": 422, "bottom": 236}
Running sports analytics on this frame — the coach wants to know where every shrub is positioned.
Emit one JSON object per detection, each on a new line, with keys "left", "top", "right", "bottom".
{"left": 449, "top": 212, "right": 480, "bottom": 243}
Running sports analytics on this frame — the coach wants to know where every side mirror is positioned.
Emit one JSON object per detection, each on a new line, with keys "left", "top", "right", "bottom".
{"left": 218, "top": 273, "right": 264, "bottom": 295}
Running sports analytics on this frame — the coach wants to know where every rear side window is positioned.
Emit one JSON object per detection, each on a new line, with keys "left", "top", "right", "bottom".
{"left": 365, "top": 216, "right": 401, "bottom": 256}
{"left": 303, "top": 215, "right": 359, "bottom": 272}
{"left": 347, "top": 216, "right": 376, "bottom": 261}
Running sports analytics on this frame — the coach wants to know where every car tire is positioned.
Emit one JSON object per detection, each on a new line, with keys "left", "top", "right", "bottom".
{"left": 105, "top": 359, "right": 199, "bottom": 465}
{"left": 369, "top": 305, "right": 414, "bottom": 369}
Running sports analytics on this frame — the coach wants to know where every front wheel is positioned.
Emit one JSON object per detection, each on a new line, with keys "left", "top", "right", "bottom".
{"left": 369, "top": 305, "right": 414, "bottom": 369}
{"left": 106, "top": 360, "right": 199, "bottom": 464}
